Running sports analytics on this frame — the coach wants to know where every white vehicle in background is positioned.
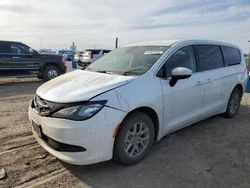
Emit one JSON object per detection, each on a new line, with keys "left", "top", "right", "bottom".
{"left": 76, "top": 49, "right": 111, "bottom": 68}
{"left": 28, "top": 39, "right": 248, "bottom": 166}
{"left": 74, "top": 51, "right": 83, "bottom": 62}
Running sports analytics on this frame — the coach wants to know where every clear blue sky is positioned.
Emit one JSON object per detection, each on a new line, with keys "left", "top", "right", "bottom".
{"left": 0, "top": 0, "right": 249, "bottom": 52}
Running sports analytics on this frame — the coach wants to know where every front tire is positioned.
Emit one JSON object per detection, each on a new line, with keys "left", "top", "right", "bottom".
{"left": 114, "top": 111, "right": 155, "bottom": 165}
{"left": 223, "top": 88, "right": 242, "bottom": 118}
{"left": 43, "top": 66, "right": 60, "bottom": 81}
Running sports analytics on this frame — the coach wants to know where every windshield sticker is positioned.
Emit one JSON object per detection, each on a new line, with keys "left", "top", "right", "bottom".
{"left": 144, "top": 51, "right": 164, "bottom": 55}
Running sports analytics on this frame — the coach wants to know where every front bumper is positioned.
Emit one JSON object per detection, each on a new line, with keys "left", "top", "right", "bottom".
{"left": 28, "top": 105, "right": 126, "bottom": 165}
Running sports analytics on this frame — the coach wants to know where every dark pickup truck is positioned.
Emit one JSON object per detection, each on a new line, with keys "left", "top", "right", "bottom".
{"left": 0, "top": 41, "right": 67, "bottom": 80}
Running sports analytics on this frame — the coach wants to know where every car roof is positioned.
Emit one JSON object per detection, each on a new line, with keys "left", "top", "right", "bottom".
{"left": 0, "top": 40, "right": 22, "bottom": 43}
{"left": 125, "top": 39, "right": 240, "bottom": 49}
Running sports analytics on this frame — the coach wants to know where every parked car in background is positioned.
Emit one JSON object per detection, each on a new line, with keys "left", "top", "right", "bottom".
{"left": 63, "top": 51, "right": 74, "bottom": 61}
{"left": 29, "top": 40, "right": 248, "bottom": 166}
{"left": 0, "top": 40, "right": 66, "bottom": 80}
{"left": 58, "top": 50, "right": 71, "bottom": 56}
{"left": 74, "top": 51, "right": 83, "bottom": 62}
{"left": 39, "top": 49, "right": 56, "bottom": 54}
{"left": 77, "top": 49, "right": 111, "bottom": 68}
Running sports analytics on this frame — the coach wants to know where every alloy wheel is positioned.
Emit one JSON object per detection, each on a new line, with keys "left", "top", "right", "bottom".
{"left": 123, "top": 122, "right": 150, "bottom": 158}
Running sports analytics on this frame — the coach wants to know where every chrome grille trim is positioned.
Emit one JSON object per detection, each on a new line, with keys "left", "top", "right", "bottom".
{"left": 32, "top": 95, "right": 52, "bottom": 116}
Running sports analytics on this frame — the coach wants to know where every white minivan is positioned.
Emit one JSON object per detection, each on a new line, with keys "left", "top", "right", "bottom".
{"left": 28, "top": 40, "right": 248, "bottom": 165}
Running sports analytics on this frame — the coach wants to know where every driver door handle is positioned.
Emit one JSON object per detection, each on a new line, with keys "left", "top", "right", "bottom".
{"left": 12, "top": 56, "right": 20, "bottom": 59}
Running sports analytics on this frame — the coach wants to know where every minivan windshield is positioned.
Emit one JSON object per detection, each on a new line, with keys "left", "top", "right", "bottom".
{"left": 86, "top": 46, "right": 169, "bottom": 76}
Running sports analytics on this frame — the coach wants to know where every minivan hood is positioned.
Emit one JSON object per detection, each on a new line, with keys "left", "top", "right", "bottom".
{"left": 36, "top": 70, "right": 135, "bottom": 103}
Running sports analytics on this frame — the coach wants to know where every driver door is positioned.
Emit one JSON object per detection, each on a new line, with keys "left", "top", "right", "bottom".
{"left": 159, "top": 46, "right": 204, "bottom": 135}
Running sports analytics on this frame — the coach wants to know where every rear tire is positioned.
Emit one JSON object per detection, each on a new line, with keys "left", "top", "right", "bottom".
{"left": 43, "top": 66, "right": 60, "bottom": 81}
{"left": 223, "top": 88, "right": 242, "bottom": 118}
{"left": 114, "top": 111, "right": 155, "bottom": 165}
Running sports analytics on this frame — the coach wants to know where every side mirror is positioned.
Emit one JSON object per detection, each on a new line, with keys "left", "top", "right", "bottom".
{"left": 169, "top": 67, "right": 192, "bottom": 87}
{"left": 29, "top": 48, "right": 34, "bottom": 56}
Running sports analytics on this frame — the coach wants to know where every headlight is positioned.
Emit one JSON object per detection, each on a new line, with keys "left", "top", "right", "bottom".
{"left": 52, "top": 101, "right": 107, "bottom": 121}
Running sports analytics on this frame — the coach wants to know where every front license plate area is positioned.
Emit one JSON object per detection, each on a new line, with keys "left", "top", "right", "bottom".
{"left": 32, "top": 122, "right": 42, "bottom": 138}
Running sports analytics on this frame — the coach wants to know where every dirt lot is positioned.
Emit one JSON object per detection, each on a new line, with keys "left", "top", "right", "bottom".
{"left": 0, "top": 71, "right": 250, "bottom": 187}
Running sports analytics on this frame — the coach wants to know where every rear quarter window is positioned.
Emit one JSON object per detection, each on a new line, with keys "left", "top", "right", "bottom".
{"left": 195, "top": 45, "right": 224, "bottom": 71}
{"left": 221, "top": 46, "right": 241, "bottom": 66}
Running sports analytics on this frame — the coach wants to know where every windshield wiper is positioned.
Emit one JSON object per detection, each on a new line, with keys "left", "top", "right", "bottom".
{"left": 123, "top": 68, "right": 144, "bottom": 76}
{"left": 96, "top": 70, "right": 119, "bottom": 75}
{"left": 96, "top": 70, "right": 107, "bottom": 73}
{"left": 84, "top": 69, "right": 110, "bottom": 74}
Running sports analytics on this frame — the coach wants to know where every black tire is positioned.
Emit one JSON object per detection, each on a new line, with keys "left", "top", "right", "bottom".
{"left": 43, "top": 66, "right": 60, "bottom": 81}
{"left": 114, "top": 111, "right": 155, "bottom": 165}
{"left": 223, "top": 88, "right": 242, "bottom": 118}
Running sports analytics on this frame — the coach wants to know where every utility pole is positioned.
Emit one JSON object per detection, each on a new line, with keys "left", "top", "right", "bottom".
{"left": 115, "top": 37, "right": 118, "bottom": 49}
{"left": 70, "top": 42, "right": 77, "bottom": 52}
{"left": 248, "top": 40, "right": 250, "bottom": 73}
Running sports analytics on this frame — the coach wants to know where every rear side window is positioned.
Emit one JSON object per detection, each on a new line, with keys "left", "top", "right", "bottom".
{"left": 221, "top": 46, "right": 241, "bottom": 66}
{"left": 195, "top": 45, "right": 224, "bottom": 71}
{"left": 0, "top": 42, "right": 11, "bottom": 53}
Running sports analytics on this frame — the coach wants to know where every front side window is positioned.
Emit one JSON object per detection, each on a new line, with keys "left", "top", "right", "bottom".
{"left": 221, "top": 46, "right": 241, "bottom": 66}
{"left": 87, "top": 46, "right": 169, "bottom": 76}
{"left": 11, "top": 43, "right": 29, "bottom": 55}
{"left": 195, "top": 45, "right": 224, "bottom": 71}
{"left": 161, "top": 46, "right": 196, "bottom": 78}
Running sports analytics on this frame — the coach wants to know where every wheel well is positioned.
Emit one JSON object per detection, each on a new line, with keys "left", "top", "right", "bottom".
{"left": 124, "top": 107, "right": 160, "bottom": 141}
{"left": 234, "top": 84, "right": 243, "bottom": 94}
{"left": 42, "top": 63, "right": 59, "bottom": 72}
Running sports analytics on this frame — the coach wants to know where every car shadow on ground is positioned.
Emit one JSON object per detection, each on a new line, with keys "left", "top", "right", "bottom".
{"left": 60, "top": 102, "right": 250, "bottom": 188}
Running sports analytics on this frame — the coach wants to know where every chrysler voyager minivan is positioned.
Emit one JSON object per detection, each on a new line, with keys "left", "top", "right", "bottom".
{"left": 28, "top": 40, "right": 248, "bottom": 165}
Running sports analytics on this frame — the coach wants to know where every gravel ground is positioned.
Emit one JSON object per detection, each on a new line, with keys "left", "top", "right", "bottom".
{"left": 0, "top": 70, "right": 250, "bottom": 188}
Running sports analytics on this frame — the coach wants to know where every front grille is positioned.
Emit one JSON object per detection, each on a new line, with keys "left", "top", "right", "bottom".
{"left": 33, "top": 95, "right": 51, "bottom": 115}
